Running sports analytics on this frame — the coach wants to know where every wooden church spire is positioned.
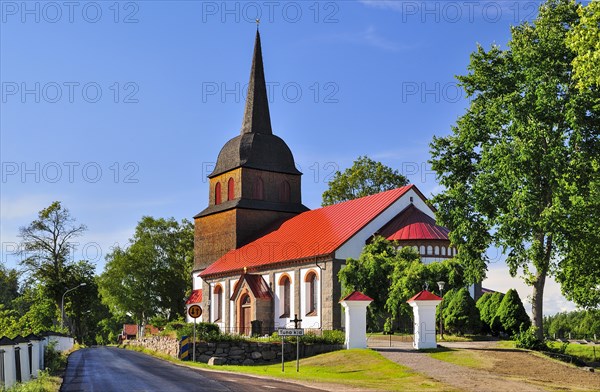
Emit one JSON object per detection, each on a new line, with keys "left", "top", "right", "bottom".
{"left": 241, "top": 30, "right": 272, "bottom": 135}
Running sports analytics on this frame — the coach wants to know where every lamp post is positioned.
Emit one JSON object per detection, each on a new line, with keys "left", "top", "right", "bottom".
{"left": 437, "top": 281, "right": 445, "bottom": 340}
{"left": 61, "top": 283, "right": 86, "bottom": 330}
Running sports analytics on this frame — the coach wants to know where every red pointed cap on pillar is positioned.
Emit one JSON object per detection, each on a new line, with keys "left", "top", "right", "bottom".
{"left": 340, "top": 291, "right": 374, "bottom": 302}
{"left": 406, "top": 290, "right": 442, "bottom": 303}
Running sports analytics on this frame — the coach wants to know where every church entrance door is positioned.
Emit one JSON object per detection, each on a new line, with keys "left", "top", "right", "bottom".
{"left": 240, "top": 294, "right": 251, "bottom": 335}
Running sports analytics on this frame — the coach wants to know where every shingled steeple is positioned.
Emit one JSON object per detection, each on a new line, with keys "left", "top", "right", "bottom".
{"left": 241, "top": 30, "right": 272, "bottom": 135}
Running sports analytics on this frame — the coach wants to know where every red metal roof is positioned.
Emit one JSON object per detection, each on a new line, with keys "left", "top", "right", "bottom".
{"left": 201, "top": 186, "right": 413, "bottom": 277}
{"left": 186, "top": 289, "right": 203, "bottom": 304}
{"left": 230, "top": 274, "right": 272, "bottom": 300}
{"left": 407, "top": 290, "right": 443, "bottom": 302}
{"left": 379, "top": 204, "right": 449, "bottom": 241}
{"left": 340, "top": 291, "right": 374, "bottom": 302}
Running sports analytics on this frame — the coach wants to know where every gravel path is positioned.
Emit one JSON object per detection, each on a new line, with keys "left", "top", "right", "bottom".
{"left": 374, "top": 346, "right": 545, "bottom": 392}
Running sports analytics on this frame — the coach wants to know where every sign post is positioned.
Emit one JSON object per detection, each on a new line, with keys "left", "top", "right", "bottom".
{"left": 277, "top": 326, "right": 304, "bottom": 372}
{"left": 187, "top": 305, "right": 202, "bottom": 362}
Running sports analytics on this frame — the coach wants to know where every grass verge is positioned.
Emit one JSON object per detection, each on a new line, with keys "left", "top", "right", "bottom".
{"left": 3, "top": 371, "right": 62, "bottom": 392}
{"left": 546, "top": 341, "right": 599, "bottom": 363}
{"left": 424, "top": 348, "right": 488, "bottom": 369}
{"left": 123, "top": 344, "right": 453, "bottom": 391}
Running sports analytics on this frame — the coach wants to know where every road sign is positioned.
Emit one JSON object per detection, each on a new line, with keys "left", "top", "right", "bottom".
{"left": 278, "top": 328, "right": 304, "bottom": 336}
{"left": 188, "top": 305, "right": 202, "bottom": 319}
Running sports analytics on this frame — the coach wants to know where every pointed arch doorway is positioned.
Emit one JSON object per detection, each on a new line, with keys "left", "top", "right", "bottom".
{"left": 239, "top": 293, "right": 252, "bottom": 335}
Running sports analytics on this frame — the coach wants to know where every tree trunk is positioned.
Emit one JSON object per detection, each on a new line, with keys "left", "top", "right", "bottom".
{"left": 531, "top": 272, "right": 546, "bottom": 340}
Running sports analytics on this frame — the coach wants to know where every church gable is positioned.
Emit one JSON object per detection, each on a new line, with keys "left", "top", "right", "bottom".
{"left": 230, "top": 273, "right": 272, "bottom": 301}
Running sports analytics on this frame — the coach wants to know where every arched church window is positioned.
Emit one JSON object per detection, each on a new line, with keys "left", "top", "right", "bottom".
{"left": 215, "top": 182, "right": 222, "bottom": 205}
{"left": 252, "top": 178, "right": 264, "bottom": 200}
{"left": 227, "top": 178, "right": 235, "bottom": 201}
{"left": 279, "top": 274, "right": 291, "bottom": 318}
{"left": 434, "top": 246, "right": 440, "bottom": 255}
{"left": 420, "top": 245, "right": 425, "bottom": 255}
{"left": 441, "top": 246, "right": 446, "bottom": 256}
{"left": 305, "top": 271, "right": 318, "bottom": 316}
{"left": 427, "top": 246, "right": 433, "bottom": 255}
{"left": 279, "top": 181, "right": 291, "bottom": 203}
{"left": 214, "top": 285, "right": 223, "bottom": 321}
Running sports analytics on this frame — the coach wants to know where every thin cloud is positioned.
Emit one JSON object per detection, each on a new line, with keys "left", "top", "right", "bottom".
{"left": 359, "top": 0, "right": 404, "bottom": 12}
{"left": 0, "top": 194, "right": 53, "bottom": 221}
{"left": 483, "top": 263, "right": 576, "bottom": 316}
{"left": 323, "top": 26, "right": 409, "bottom": 52}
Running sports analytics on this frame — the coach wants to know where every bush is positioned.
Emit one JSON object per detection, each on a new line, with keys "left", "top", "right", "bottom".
{"left": 44, "top": 341, "right": 67, "bottom": 373}
{"left": 269, "top": 330, "right": 345, "bottom": 345}
{"left": 477, "top": 292, "right": 504, "bottom": 334}
{"left": 162, "top": 321, "right": 221, "bottom": 340}
{"left": 443, "top": 288, "right": 481, "bottom": 335}
{"left": 514, "top": 326, "right": 546, "bottom": 350}
{"left": 492, "top": 289, "right": 530, "bottom": 337}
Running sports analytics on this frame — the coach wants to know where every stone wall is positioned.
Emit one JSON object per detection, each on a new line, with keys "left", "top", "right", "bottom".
{"left": 126, "top": 336, "right": 179, "bottom": 358}
{"left": 193, "top": 341, "right": 343, "bottom": 365}
{"left": 127, "top": 336, "right": 343, "bottom": 365}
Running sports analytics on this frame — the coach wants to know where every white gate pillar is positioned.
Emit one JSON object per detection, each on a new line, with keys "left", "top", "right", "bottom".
{"left": 407, "top": 290, "right": 442, "bottom": 350}
{"left": 0, "top": 337, "right": 16, "bottom": 389}
{"left": 340, "top": 291, "right": 373, "bottom": 349}
{"left": 25, "top": 335, "right": 41, "bottom": 377}
{"left": 14, "top": 336, "right": 31, "bottom": 382}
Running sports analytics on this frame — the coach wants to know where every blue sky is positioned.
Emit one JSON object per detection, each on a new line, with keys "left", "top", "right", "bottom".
{"left": 0, "top": 0, "right": 579, "bottom": 315}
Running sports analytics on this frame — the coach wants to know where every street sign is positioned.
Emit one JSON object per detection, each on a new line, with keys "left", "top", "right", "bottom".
{"left": 278, "top": 328, "right": 304, "bottom": 336}
{"left": 188, "top": 305, "right": 202, "bottom": 319}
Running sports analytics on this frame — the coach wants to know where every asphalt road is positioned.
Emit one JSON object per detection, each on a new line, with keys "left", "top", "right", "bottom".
{"left": 61, "top": 346, "right": 326, "bottom": 392}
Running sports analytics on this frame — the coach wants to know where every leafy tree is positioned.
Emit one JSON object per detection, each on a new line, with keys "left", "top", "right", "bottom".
{"left": 0, "top": 305, "right": 19, "bottom": 337}
{"left": 0, "top": 264, "right": 19, "bottom": 307}
{"left": 15, "top": 285, "right": 59, "bottom": 335}
{"left": 437, "top": 288, "right": 457, "bottom": 325}
{"left": 99, "top": 217, "right": 193, "bottom": 335}
{"left": 567, "top": 0, "right": 600, "bottom": 90}
{"left": 491, "top": 289, "right": 531, "bottom": 337}
{"left": 339, "top": 237, "right": 397, "bottom": 328}
{"left": 18, "top": 201, "right": 87, "bottom": 309}
{"left": 62, "top": 261, "right": 112, "bottom": 344}
{"left": 545, "top": 309, "right": 600, "bottom": 339}
{"left": 430, "top": 0, "right": 600, "bottom": 338}
{"left": 322, "top": 156, "right": 408, "bottom": 206}
{"left": 339, "top": 236, "right": 465, "bottom": 330}
{"left": 443, "top": 288, "right": 481, "bottom": 335}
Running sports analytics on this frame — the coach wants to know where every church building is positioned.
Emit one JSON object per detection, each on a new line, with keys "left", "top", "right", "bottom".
{"left": 186, "top": 31, "right": 463, "bottom": 333}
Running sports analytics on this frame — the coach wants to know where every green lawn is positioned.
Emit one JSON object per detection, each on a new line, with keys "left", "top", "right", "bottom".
{"left": 126, "top": 345, "right": 453, "bottom": 391}
{"left": 546, "top": 341, "right": 600, "bottom": 362}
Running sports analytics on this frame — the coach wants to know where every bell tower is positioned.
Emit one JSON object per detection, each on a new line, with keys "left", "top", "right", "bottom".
{"left": 193, "top": 31, "right": 308, "bottom": 279}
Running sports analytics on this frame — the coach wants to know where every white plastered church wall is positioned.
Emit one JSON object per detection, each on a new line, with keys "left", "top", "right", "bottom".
{"left": 229, "top": 278, "right": 238, "bottom": 331}
{"left": 210, "top": 280, "right": 226, "bottom": 331}
{"left": 300, "top": 267, "right": 321, "bottom": 329}
{"left": 274, "top": 271, "right": 294, "bottom": 328}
